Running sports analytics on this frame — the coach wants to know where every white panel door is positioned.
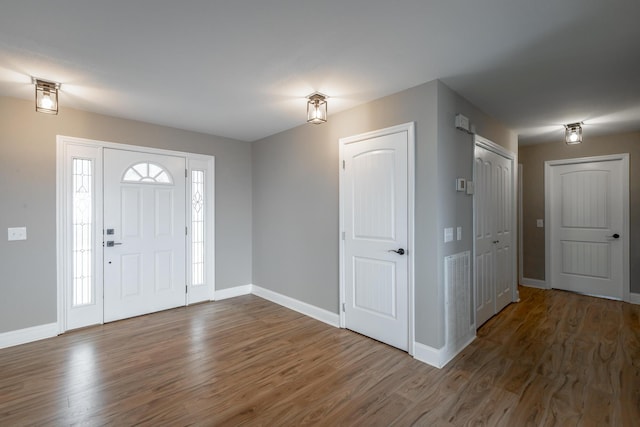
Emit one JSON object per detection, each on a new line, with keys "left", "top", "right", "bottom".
{"left": 549, "top": 160, "right": 624, "bottom": 299}
{"left": 103, "top": 149, "right": 186, "bottom": 322}
{"left": 475, "top": 144, "right": 513, "bottom": 327}
{"left": 343, "top": 130, "right": 408, "bottom": 351}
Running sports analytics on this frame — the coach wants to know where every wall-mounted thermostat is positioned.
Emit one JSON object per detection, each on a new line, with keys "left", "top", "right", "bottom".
{"left": 456, "top": 178, "right": 466, "bottom": 192}
{"left": 455, "top": 114, "right": 470, "bottom": 132}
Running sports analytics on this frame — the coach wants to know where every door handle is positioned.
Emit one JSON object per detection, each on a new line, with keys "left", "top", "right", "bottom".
{"left": 106, "top": 241, "right": 123, "bottom": 247}
{"left": 388, "top": 248, "right": 405, "bottom": 255}
{"left": 607, "top": 233, "right": 620, "bottom": 239}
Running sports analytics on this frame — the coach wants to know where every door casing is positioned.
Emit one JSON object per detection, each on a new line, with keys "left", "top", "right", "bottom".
{"left": 56, "top": 135, "right": 215, "bottom": 333}
{"left": 544, "top": 154, "right": 630, "bottom": 302}
{"left": 338, "top": 122, "right": 415, "bottom": 355}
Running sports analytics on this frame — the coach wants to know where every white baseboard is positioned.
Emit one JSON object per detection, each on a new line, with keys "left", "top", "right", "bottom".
{"left": 629, "top": 293, "right": 640, "bottom": 305}
{"left": 520, "top": 277, "right": 548, "bottom": 289}
{"left": 441, "top": 335, "right": 476, "bottom": 368}
{"left": 214, "top": 284, "right": 253, "bottom": 301}
{"left": 413, "top": 334, "right": 476, "bottom": 369}
{"left": 251, "top": 285, "right": 340, "bottom": 328}
{"left": 413, "top": 342, "right": 445, "bottom": 368}
{"left": 0, "top": 323, "right": 58, "bottom": 350}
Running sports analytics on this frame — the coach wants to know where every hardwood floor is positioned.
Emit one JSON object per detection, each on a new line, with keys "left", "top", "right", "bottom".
{"left": 0, "top": 286, "right": 638, "bottom": 426}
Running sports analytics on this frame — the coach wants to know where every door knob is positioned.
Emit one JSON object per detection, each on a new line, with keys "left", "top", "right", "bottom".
{"left": 106, "top": 241, "right": 123, "bottom": 247}
{"left": 608, "top": 233, "right": 620, "bottom": 239}
{"left": 388, "top": 248, "right": 405, "bottom": 255}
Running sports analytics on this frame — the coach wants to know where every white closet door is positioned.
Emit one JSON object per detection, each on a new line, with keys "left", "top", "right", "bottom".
{"left": 475, "top": 142, "right": 514, "bottom": 327}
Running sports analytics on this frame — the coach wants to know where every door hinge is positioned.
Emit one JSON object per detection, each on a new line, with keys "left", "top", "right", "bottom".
{"left": 185, "top": 226, "right": 188, "bottom": 236}
{"left": 342, "top": 303, "right": 346, "bottom": 312}
{"left": 185, "top": 169, "right": 188, "bottom": 178}
{"left": 186, "top": 285, "right": 188, "bottom": 293}
{"left": 342, "top": 160, "right": 345, "bottom": 169}
{"left": 342, "top": 231, "right": 345, "bottom": 240}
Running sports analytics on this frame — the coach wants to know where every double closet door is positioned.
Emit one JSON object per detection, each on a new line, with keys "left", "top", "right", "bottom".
{"left": 474, "top": 139, "right": 514, "bottom": 327}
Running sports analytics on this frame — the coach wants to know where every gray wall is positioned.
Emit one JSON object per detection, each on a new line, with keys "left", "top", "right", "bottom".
{"left": 434, "top": 83, "right": 518, "bottom": 345}
{"left": 252, "top": 80, "right": 516, "bottom": 349}
{"left": 519, "top": 132, "right": 640, "bottom": 294}
{"left": 0, "top": 96, "right": 252, "bottom": 334}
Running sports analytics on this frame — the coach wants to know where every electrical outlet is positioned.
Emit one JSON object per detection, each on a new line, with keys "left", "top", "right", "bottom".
{"left": 8, "top": 227, "right": 27, "bottom": 241}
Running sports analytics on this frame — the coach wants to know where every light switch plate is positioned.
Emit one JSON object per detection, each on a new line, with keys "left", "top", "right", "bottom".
{"left": 466, "top": 181, "right": 474, "bottom": 195}
{"left": 8, "top": 227, "right": 27, "bottom": 241}
{"left": 444, "top": 227, "right": 454, "bottom": 243}
{"left": 536, "top": 219, "right": 544, "bottom": 228}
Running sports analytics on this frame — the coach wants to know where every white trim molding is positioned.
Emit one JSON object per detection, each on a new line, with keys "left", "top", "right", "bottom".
{"left": 252, "top": 285, "right": 340, "bottom": 328}
{"left": 213, "top": 284, "right": 340, "bottom": 327}
{"left": 413, "top": 342, "right": 444, "bottom": 368}
{"left": 413, "top": 334, "right": 476, "bottom": 369}
{"left": 214, "top": 285, "right": 252, "bottom": 301}
{"left": 0, "top": 323, "right": 58, "bottom": 350}
{"left": 520, "top": 277, "right": 548, "bottom": 289}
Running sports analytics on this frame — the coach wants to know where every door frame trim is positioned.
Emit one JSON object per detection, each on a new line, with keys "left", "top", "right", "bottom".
{"left": 338, "top": 122, "right": 416, "bottom": 355}
{"left": 473, "top": 135, "right": 519, "bottom": 312}
{"left": 56, "top": 135, "right": 215, "bottom": 333}
{"left": 544, "top": 154, "right": 630, "bottom": 302}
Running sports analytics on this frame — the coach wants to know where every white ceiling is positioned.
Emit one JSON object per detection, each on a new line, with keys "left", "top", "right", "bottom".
{"left": 1, "top": 0, "right": 639, "bottom": 143}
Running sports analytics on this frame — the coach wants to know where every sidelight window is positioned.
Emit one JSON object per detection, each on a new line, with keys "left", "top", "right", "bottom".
{"left": 191, "top": 170, "right": 205, "bottom": 286}
{"left": 72, "top": 158, "right": 93, "bottom": 306}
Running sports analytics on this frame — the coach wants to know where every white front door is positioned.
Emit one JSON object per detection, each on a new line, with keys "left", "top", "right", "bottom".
{"left": 474, "top": 142, "right": 514, "bottom": 327}
{"left": 103, "top": 149, "right": 187, "bottom": 322}
{"left": 341, "top": 128, "right": 410, "bottom": 351}
{"left": 548, "top": 159, "right": 625, "bottom": 299}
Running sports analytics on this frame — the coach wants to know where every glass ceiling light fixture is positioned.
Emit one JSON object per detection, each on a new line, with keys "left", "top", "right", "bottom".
{"left": 32, "top": 77, "right": 60, "bottom": 114}
{"left": 307, "top": 92, "right": 328, "bottom": 124}
{"left": 564, "top": 122, "right": 583, "bottom": 145}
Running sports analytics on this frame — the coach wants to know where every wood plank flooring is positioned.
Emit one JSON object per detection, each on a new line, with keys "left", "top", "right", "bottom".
{"left": 0, "top": 286, "right": 638, "bottom": 426}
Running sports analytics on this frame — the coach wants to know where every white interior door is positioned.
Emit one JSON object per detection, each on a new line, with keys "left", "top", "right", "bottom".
{"left": 342, "top": 130, "right": 409, "bottom": 351}
{"left": 475, "top": 143, "right": 513, "bottom": 327}
{"left": 548, "top": 159, "right": 624, "bottom": 299}
{"left": 103, "top": 149, "right": 187, "bottom": 322}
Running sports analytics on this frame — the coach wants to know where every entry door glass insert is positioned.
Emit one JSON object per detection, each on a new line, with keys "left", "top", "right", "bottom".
{"left": 103, "top": 149, "right": 187, "bottom": 322}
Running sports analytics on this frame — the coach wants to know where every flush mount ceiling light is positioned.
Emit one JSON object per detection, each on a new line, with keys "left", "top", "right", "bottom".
{"left": 307, "top": 92, "right": 328, "bottom": 124}
{"left": 32, "top": 77, "right": 60, "bottom": 114}
{"left": 564, "top": 122, "right": 583, "bottom": 145}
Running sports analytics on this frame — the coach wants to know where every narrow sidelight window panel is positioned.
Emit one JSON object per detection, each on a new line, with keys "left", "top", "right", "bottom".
{"left": 72, "top": 158, "right": 93, "bottom": 306}
{"left": 191, "top": 170, "right": 205, "bottom": 286}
